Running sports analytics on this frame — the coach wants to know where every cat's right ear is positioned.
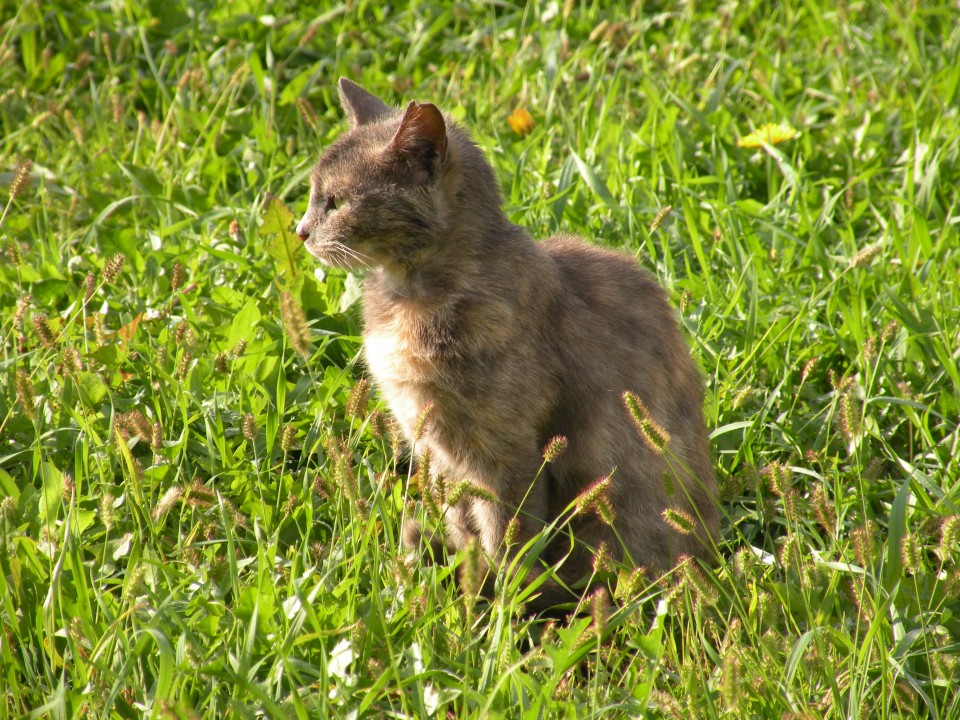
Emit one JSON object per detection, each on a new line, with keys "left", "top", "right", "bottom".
{"left": 338, "top": 78, "right": 392, "bottom": 127}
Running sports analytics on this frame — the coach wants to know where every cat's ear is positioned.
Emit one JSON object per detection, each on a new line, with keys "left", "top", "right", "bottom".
{"left": 390, "top": 101, "right": 448, "bottom": 166}
{"left": 338, "top": 78, "right": 392, "bottom": 127}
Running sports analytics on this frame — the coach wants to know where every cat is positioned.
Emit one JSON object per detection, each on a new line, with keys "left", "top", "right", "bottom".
{"left": 296, "top": 78, "right": 718, "bottom": 612}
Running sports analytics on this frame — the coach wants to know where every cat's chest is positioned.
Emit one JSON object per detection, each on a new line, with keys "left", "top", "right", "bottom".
{"left": 363, "top": 323, "right": 447, "bottom": 435}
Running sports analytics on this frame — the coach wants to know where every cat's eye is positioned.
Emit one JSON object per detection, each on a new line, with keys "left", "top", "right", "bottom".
{"left": 325, "top": 196, "right": 345, "bottom": 212}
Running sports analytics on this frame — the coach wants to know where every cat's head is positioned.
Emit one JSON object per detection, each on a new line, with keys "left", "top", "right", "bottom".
{"left": 296, "top": 79, "right": 464, "bottom": 272}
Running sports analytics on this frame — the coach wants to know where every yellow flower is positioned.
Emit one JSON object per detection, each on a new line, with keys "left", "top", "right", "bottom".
{"left": 737, "top": 122, "right": 799, "bottom": 148}
{"left": 507, "top": 107, "right": 534, "bottom": 136}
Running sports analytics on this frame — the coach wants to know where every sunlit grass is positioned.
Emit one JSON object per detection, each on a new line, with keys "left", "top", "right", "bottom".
{"left": 1, "top": 0, "right": 958, "bottom": 718}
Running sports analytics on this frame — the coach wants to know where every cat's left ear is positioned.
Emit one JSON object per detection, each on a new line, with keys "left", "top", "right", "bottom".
{"left": 390, "top": 101, "right": 448, "bottom": 168}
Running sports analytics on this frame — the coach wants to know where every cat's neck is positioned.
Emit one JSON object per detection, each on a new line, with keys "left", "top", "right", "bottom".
{"left": 370, "top": 210, "right": 525, "bottom": 304}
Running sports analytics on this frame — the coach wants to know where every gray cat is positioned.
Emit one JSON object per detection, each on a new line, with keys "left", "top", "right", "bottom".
{"left": 296, "top": 79, "right": 718, "bottom": 612}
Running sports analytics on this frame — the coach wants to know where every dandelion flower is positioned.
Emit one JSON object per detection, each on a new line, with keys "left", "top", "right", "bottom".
{"left": 737, "top": 122, "right": 799, "bottom": 148}
{"left": 507, "top": 107, "right": 534, "bottom": 136}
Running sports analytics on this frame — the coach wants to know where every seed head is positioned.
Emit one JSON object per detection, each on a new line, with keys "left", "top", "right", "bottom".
{"left": 242, "top": 413, "right": 256, "bottom": 441}
{"left": 848, "top": 243, "right": 881, "bottom": 269}
{"left": 101, "top": 253, "right": 125, "bottom": 283}
{"left": 460, "top": 536, "right": 482, "bottom": 610}
{"left": 279, "top": 291, "right": 311, "bottom": 359}
{"left": 100, "top": 493, "right": 116, "bottom": 531}
{"left": 413, "top": 402, "right": 435, "bottom": 442}
{"left": 368, "top": 409, "right": 386, "bottom": 439}
{"left": 346, "top": 378, "right": 370, "bottom": 420}
{"left": 900, "top": 533, "right": 922, "bottom": 575}
{"left": 5, "top": 241, "right": 22, "bottom": 265}
{"left": 800, "top": 356, "right": 819, "bottom": 383}
{"left": 590, "top": 586, "right": 609, "bottom": 639}
{"left": 503, "top": 517, "right": 520, "bottom": 548}
{"left": 623, "top": 391, "right": 670, "bottom": 452}
{"left": 176, "top": 350, "right": 192, "bottom": 381}
{"left": 575, "top": 475, "right": 612, "bottom": 517}
{"left": 648, "top": 204, "right": 672, "bottom": 233}
{"left": 810, "top": 483, "right": 836, "bottom": 535}
{"left": 838, "top": 389, "right": 860, "bottom": 446}
{"left": 83, "top": 273, "right": 96, "bottom": 302}
{"left": 15, "top": 369, "right": 36, "bottom": 421}
{"left": 230, "top": 338, "right": 247, "bottom": 358}
{"left": 12, "top": 294, "right": 31, "bottom": 326}
{"left": 592, "top": 541, "right": 614, "bottom": 575}
{"left": 720, "top": 655, "right": 741, "bottom": 710}
{"left": 851, "top": 521, "right": 877, "bottom": 567}
{"left": 541, "top": 435, "right": 568, "bottom": 463}
{"left": 679, "top": 556, "right": 719, "bottom": 607}
{"left": 880, "top": 320, "right": 899, "bottom": 343}
{"left": 214, "top": 351, "right": 229, "bottom": 373}
{"left": 939, "top": 516, "right": 959, "bottom": 562}
{"left": 153, "top": 485, "right": 183, "bottom": 520}
{"left": 31, "top": 313, "right": 56, "bottom": 347}
{"left": 61, "top": 346, "right": 84, "bottom": 373}
{"left": 170, "top": 262, "right": 185, "bottom": 292}
{"left": 8, "top": 158, "right": 32, "bottom": 198}
{"left": 763, "top": 462, "right": 790, "bottom": 496}
{"left": 662, "top": 507, "right": 697, "bottom": 536}
{"left": 297, "top": 97, "right": 320, "bottom": 130}
{"left": 280, "top": 424, "right": 297, "bottom": 453}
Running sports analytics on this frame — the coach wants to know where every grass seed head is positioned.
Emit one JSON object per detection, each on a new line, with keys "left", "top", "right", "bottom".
{"left": 939, "top": 516, "right": 960, "bottom": 562}
{"left": 590, "top": 586, "right": 609, "bottom": 639}
{"left": 623, "top": 390, "right": 670, "bottom": 452}
{"left": 900, "top": 533, "right": 923, "bottom": 575}
{"left": 720, "top": 655, "right": 742, "bottom": 710}
{"left": 176, "top": 350, "right": 192, "bottom": 381}
{"left": 101, "top": 253, "right": 125, "bottom": 283}
{"left": 763, "top": 461, "right": 789, "bottom": 496}
{"left": 413, "top": 401, "right": 435, "bottom": 442}
{"left": 648, "top": 204, "right": 672, "bottom": 233}
{"left": 60, "top": 346, "right": 83, "bottom": 373}
{"left": 851, "top": 521, "right": 877, "bottom": 567}
{"left": 848, "top": 243, "right": 881, "bottom": 268}
{"left": 279, "top": 291, "right": 311, "bottom": 359}
{"left": 31, "top": 313, "right": 56, "bottom": 347}
{"left": 503, "top": 517, "right": 519, "bottom": 548}
{"left": 5, "top": 240, "right": 22, "bottom": 265}
{"left": 811, "top": 483, "right": 836, "bottom": 535}
{"left": 170, "top": 261, "right": 185, "bottom": 292}
{"left": 662, "top": 507, "right": 696, "bottom": 536}
{"left": 100, "top": 493, "right": 116, "bottom": 531}
{"left": 15, "top": 369, "right": 36, "bottom": 421}
{"left": 153, "top": 485, "right": 183, "bottom": 520}
{"left": 541, "top": 435, "right": 568, "bottom": 463}
{"left": 346, "top": 378, "right": 370, "bottom": 420}
{"left": 297, "top": 97, "right": 320, "bottom": 130}
{"left": 575, "top": 475, "right": 612, "bottom": 517}
{"left": 460, "top": 536, "right": 482, "bottom": 608}
{"left": 280, "top": 424, "right": 297, "bottom": 453}
{"left": 592, "top": 540, "right": 614, "bottom": 575}
{"left": 242, "top": 413, "right": 256, "bottom": 440}
{"left": 8, "top": 158, "right": 32, "bottom": 197}
{"left": 838, "top": 389, "right": 860, "bottom": 445}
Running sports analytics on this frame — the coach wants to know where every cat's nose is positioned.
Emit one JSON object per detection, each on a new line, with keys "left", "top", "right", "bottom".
{"left": 295, "top": 218, "right": 310, "bottom": 241}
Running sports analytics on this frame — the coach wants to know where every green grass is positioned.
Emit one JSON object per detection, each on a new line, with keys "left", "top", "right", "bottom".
{"left": 2, "top": 0, "right": 959, "bottom": 717}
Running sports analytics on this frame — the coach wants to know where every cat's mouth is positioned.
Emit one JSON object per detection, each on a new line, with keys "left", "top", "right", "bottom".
{"left": 304, "top": 238, "right": 371, "bottom": 270}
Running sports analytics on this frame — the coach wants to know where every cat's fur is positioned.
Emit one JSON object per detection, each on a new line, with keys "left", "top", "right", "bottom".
{"left": 297, "top": 78, "right": 718, "bottom": 612}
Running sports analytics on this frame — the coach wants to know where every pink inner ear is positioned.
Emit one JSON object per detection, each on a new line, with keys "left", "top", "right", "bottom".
{"left": 393, "top": 101, "right": 448, "bottom": 163}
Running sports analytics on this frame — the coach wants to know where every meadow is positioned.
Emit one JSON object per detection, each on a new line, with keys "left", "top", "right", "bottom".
{"left": 1, "top": 0, "right": 959, "bottom": 717}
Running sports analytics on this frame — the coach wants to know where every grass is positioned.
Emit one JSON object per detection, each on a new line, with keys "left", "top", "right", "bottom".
{"left": 1, "top": 0, "right": 959, "bottom": 717}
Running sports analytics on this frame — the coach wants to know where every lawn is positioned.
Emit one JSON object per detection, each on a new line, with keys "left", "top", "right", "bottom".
{"left": 1, "top": 0, "right": 959, "bottom": 717}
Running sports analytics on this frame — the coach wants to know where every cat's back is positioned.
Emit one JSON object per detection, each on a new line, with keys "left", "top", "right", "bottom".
{"left": 540, "top": 234, "right": 705, "bottom": 425}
